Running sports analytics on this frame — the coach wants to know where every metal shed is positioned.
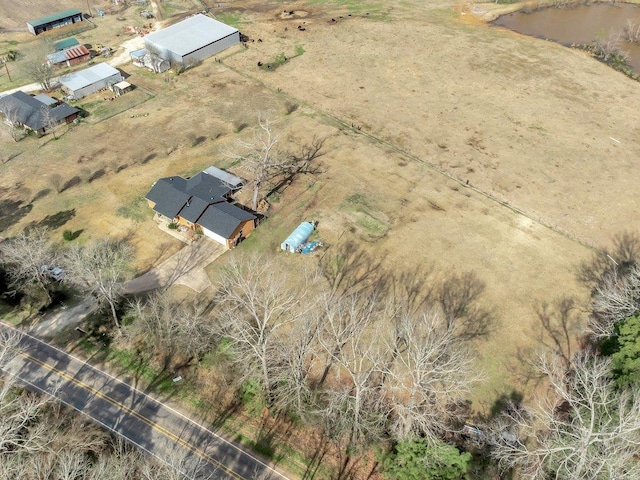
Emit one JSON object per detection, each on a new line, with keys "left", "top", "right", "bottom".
{"left": 46, "top": 45, "right": 91, "bottom": 67}
{"left": 54, "top": 38, "right": 79, "bottom": 51}
{"left": 143, "top": 14, "right": 239, "bottom": 67}
{"left": 60, "top": 63, "right": 123, "bottom": 99}
{"left": 27, "top": 9, "right": 83, "bottom": 36}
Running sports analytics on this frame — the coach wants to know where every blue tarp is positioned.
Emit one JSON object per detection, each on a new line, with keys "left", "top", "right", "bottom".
{"left": 281, "top": 222, "right": 315, "bottom": 252}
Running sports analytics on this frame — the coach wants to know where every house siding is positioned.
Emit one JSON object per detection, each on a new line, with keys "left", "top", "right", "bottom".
{"left": 226, "top": 219, "right": 256, "bottom": 248}
{"left": 201, "top": 227, "right": 229, "bottom": 247}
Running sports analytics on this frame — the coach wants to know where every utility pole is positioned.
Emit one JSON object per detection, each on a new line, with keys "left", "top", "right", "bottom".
{"left": 2, "top": 58, "right": 10, "bottom": 82}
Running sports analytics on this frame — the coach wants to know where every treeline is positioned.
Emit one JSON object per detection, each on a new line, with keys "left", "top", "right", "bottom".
{"left": 3, "top": 228, "right": 640, "bottom": 479}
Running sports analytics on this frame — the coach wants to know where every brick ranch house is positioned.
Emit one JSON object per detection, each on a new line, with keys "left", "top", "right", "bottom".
{"left": 0, "top": 91, "right": 79, "bottom": 136}
{"left": 145, "top": 167, "right": 256, "bottom": 248}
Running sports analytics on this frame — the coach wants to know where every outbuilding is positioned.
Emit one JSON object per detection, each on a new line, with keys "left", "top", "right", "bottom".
{"left": 54, "top": 37, "right": 79, "bottom": 51}
{"left": 27, "top": 9, "right": 83, "bottom": 36}
{"left": 60, "top": 63, "right": 123, "bottom": 99}
{"left": 281, "top": 222, "right": 316, "bottom": 253}
{"left": 130, "top": 48, "right": 170, "bottom": 73}
{"left": 46, "top": 45, "right": 91, "bottom": 67}
{"left": 144, "top": 14, "right": 239, "bottom": 67}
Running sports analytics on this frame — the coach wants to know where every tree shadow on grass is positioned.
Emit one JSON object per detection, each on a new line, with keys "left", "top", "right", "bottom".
{"left": 302, "top": 435, "right": 332, "bottom": 480}
{"left": 25, "top": 208, "right": 76, "bottom": 231}
{"left": 253, "top": 411, "right": 292, "bottom": 465}
{"left": 0, "top": 199, "right": 33, "bottom": 231}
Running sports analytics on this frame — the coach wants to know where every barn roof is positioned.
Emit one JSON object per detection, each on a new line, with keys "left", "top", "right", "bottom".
{"left": 0, "top": 91, "right": 78, "bottom": 131}
{"left": 198, "top": 203, "right": 255, "bottom": 238}
{"left": 28, "top": 9, "right": 82, "bottom": 28}
{"left": 54, "top": 38, "right": 79, "bottom": 51}
{"left": 144, "top": 14, "right": 238, "bottom": 56}
{"left": 60, "top": 63, "right": 120, "bottom": 91}
{"left": 47, "top": 45, "right": 90, "bottom": 65}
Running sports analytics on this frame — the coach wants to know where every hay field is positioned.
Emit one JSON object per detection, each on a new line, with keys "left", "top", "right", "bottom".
{"left": 2, "top": 0, "right": 637, "bottom": 405}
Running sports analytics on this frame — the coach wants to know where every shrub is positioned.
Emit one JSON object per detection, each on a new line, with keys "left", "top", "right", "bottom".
{"left": 62, "top": 229, "right": 74, "bottom": 241}
{"left": 168, "top": 222, "right": 178, "bottom": 230}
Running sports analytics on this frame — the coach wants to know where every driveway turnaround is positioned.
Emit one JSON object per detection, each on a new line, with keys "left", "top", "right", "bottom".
{"left": 124, "top": 239, "right": 226, "bottom": 294}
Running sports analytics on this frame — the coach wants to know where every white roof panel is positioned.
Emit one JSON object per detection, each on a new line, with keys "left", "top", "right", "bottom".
{"left": 203, "top": 166, "right": 245, "bottom": 188}
{"left": 145, "top": 14, "right": 238, "bottom": 57}
{"left": 60, "top": 63, "right": 120, "bottom": 91}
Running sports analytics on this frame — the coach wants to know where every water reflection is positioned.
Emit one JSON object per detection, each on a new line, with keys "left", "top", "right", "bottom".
{"left": 492, "top": 4, "right": 640, "bottom": 71}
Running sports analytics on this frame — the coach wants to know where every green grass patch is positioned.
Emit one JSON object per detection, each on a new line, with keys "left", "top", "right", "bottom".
{"left": 116, "top": 195, "right": 152, "bottom": 222}
{"left": 215, "top": 12, "right": 242, "bottom": 28}
{"left": 260, "top": 45, "right": 305, "bottom": 71}
{"left": 105, "top": 348, "right": 176, "bottom": 394}
{"left": 342, "top": 193, "right": 390, "bottom": 240}
{"left": 159, "top": 2, "right": 190, "bottom": 16}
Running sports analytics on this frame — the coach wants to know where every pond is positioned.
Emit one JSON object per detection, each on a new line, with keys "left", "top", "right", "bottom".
{"left": 492, "top": 3, "right": 640, "bottom": 72}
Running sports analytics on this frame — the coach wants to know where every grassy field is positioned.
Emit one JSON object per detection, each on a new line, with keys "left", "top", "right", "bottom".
{"left": 2, "top": 0, "right": 636, "bottom": 423}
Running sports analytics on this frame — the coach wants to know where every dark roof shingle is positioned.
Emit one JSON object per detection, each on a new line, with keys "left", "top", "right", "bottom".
{"left": 0, "top": 91, "right": 78, "bottom": 131}
{"left": 198, "top": 203, "right": 255, "bottom": 238}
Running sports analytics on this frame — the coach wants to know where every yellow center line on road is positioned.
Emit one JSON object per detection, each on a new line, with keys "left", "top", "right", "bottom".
{"left": 17, "top": 350, "right": 243, "bottom": 480}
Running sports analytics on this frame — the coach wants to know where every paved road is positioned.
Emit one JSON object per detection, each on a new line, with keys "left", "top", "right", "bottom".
{"left": 0, "top": 322, "right": 289, "bottom": 480}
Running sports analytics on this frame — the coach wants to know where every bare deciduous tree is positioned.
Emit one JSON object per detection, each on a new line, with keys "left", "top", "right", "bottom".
{"left": 1, "top": 103, "right": 24, "bottom": 142}
{"left": 590, "top": 263, "right": 640, "bottom": 339}
{"left": 229, "top": 113, "right": 325, "bottom": 210}
{"left": 379, "top": 311, "right": 478, "bottom": 441}
{"left": 0, "top": 376, "right": 55, "bottom": 455}
{"left": 593, "top": 30, "right": 629, "bottom": 63}
{"left": 215, "top": 256, "right": 316, "bottom": 398}
{"left": 40, "top": 105, "right": 59, "bottom": 139}
{"left": 317, "top": 291, "right": 381, "bottom": 386}
{"left": 491, "top": 353, "right": 640, "bottom": 480}
{"left": 62, "top": 238, "right": 134, "bottom": 328}
{"left": 0, "top": 227, "right": 57, "bottom": 305}
{"left": 270, "top": 308, "right": 322, "bottom": 416}
{"left": 319, "top": 321, "right": 387, "bottom": 446}
{"left": 23, "top": 56, "right": 53, "bottom": 92}
{"left": 125, "top": 293, "right": 213, "bottom": 365}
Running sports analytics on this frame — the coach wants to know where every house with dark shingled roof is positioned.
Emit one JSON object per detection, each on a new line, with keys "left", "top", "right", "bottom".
{"left": 0, "top": 91, "right": 79, "bottom": 136}
{"left": 145, "top": 169, "right": 255, "bottom": 248}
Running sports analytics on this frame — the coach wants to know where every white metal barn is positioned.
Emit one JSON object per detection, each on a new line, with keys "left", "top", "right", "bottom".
{"left": 143, "top": 14, "right": 239, "bottom": 67}
{"left": 60, "top": 63, "right": 123, "bottom": 99}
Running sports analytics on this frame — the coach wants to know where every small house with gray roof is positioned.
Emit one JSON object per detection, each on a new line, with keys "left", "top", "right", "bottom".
{"left": 0, "top": 91, "right": 79, "bottom": 136}
{"left": 145, "top": 169, "right": 255, "bottom": 248}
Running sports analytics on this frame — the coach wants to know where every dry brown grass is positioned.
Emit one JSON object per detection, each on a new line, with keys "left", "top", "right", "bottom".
{"left": 2, "top": 0, "right": 635, "bottom": 411}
